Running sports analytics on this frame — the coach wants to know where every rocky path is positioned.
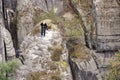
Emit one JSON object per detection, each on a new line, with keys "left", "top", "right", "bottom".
{"left": 15, "top": 29, "right": 72, "bottom": 80}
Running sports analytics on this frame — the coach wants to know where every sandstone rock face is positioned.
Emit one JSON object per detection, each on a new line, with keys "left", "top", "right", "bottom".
{"left": 94, "top": 0, "right": 120, "bottom": 51}
{"left": 0, "top": 0, "right": 4, "bottom": 62}
{"left": 70, "top": 0, "right": 95, "bottom": 49}
{"left": 32, "top": 0, "right": 64, "bottom": 14}
{"left": 17, "top": 0, "right": 34, "bottom": 45}
{"left": 3, "top": 0, "right": 17, "bottom": 11}
{"left": 5, "top": 0, "right": 119, "bottom": 79}
{"left": 0, "top": 0, "right": 15, "bottom": 62}
{"left": 2, "top": 27, "right": 16, "bottom": 58}
{"left": 15, "top": 23, "right": 72, "bottom": 80}
{"left": 17, "top": 0, "right": 65, "bottom": 44}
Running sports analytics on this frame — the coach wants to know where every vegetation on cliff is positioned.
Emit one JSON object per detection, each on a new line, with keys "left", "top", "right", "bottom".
{"left": 106, "top": 51, "right": 120, "bottom": 80}
{"left": 0, "top": 59, "right": 19, "bottom": 80}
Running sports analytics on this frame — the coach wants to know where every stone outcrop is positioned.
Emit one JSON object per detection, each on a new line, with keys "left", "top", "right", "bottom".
{"left": 15, "top": 21, "right": 72, "bottom": 80}
{"left": 17, "top": 0, "right": 34, "bottom": 45}
{"left": 0, "top": 0, "right": 15, "bottom": 62}
{"left": 17, "top": 0, "right": 65, "bottom": 44}
{"left": 94, "top": 0, "right": 120, "bottom": 51}
{"left": 0, "top": 0, "right": 119, "bottom": 80}
{"left": 0, "top": 0, "right": 4, "bottom": 62}
{"left": 2, "top": 27, "right": 15, "bottom": 59}
{"left": 32, "top": 0, "right": 64, "bottom": 14}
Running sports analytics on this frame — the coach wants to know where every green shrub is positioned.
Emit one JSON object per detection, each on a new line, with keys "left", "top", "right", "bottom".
{"left": 105, "top": 51, "right": 120, "bottom": 80}
{"left": 0, "top": 59, "right": 19, "bottom": 80}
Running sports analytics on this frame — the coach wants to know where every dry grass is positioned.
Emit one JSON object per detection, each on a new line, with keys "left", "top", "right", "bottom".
{"left": 26, "top": 71, "right": 47, "bottom": 80}
{"left": 67, "top": 38, "right": 90, "bottom": 60}
{"left": 51, "top": 75, "right": 61, "bottom": 80}
{"left": 71, "top": 44, "right": 90, "bottom": 59}
{"left": 105, "top": 51, "right": 120, "bottom": 80}
{"left": 31, "top": 26, "right": 40, "bottom": 36}
{"left": 51, "top": 48, "right": 63, "bottom": 61}
{"left": 26, "top": 71, "right": 61, "bottom": 80}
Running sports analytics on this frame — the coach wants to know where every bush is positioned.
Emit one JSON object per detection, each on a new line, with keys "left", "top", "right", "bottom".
{"left": 51, "top": 75, "right": 61, "bottom": 80}
{"left": 26, "top": 71, "right": 47, "bottom": 80}
{"left": 0, "top": 59, "right": 19, "bottom": 80}
{"left": 51, "top": 48, "right": 62, "bottom": 61}
{"left": 31, "top": 26, "right": 40, "bottom": 36}
{"left": 33, "top": 7, "right": 62, "bottom": 25}
{"left": 106, "top": 51, "right": 120, "bottom": 80}
{"left": 66, "top": 38, "right": 90, "bottom": 59}
{"left": 51, "top": 53, "right": 60, "bottom": 61}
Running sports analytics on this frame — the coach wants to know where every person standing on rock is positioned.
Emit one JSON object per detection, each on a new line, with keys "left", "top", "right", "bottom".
{"left": 40, "top": 23, "right": 44, "bottom": 37}
{"left": 40, "top": 23, "right": 47, "bottom": 37}
{"left": 43, "top": 23, "right": 47, "bottom": 36}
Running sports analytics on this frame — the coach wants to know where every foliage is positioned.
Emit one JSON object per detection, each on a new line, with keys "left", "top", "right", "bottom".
{"left": 51, "top": 48, "right": 62, "bottom": 61}
{"left": 26, "top": 71, "right": 47, "bottom": 80}
{"left": 33, "top": 7, "right": 83, "bottom": 38}
{"left": 60, "top": 61, "right": 68, "bottom": 71}
{"left": 33, "top": 8, "right": 62, "bottom": 25}
{"left": 0, "top": 59, "right": 19, "bottom": 80}
{"left": 26, "top": 71, "right": 60, "bottom": 80}
{"left": 31, "top": 26, "right": 40, "bottom": 36}
{"left": 106, "top": 51, "right": 120, "bottom": 80}
{"left": 51, "top": 75, "right": 61, "bottom": 80}
{"left": 61, "top": 15, "right": 83, "bottom": 37}
{"left": 67, "top": 38, "right": 90, "bottom": 59}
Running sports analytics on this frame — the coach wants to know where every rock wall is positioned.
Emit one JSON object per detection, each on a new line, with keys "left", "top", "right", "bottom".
{"left": 0, "top": 0, "right": 5, "bottom": 62}
{"left": 70, "top": 0, "right": 96, "bottom": 49}
{"left": 69, "top": 57, "right": 100, "bottom": 80}
{"left": 66, "top": 1, "right": 119, "bottom": 79}
{"left": 2, "top": 0, "right": 119, "bottom": 79}
{"left": 94, "top": 0, "right": 120, "bottom": 51}
{"left": 0, "top": 0, "right": 16, "bottom": 62}
{"left": 17, "top": 0, "right": 65, "bottom": 44}
{"left": 17, "top": 0, "right": 34, "bottom": 45}
{"left": 32, "top": 0, "right": 64, "bottom": 14}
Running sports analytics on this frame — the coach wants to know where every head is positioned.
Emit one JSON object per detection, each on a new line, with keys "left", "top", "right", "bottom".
{"left": 44, "top": 23, "right": 47, "bottom": 26}
{"left": 40, "top": 23, "right": 43, "bottom": 26}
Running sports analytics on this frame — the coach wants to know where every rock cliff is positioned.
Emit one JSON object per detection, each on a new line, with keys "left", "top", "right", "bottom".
{"left": 0, "top": 0, "right": 120, "bottom": 80}
{"left": 15, "top": 21, "right": 72, "bottom": 80}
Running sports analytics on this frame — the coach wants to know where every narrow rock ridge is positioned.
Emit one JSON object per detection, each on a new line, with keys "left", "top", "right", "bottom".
{"left": 15, "top": 28, "right": 72, "bottom": 80}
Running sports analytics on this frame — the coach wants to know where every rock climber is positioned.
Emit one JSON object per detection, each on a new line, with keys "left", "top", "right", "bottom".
{"left": 16, "top": 49, "right": 25, "bottom": 64}
{"left": 40, "top": 23, "right": 48, "bottom": 37}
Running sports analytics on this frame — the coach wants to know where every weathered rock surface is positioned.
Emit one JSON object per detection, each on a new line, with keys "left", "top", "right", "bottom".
{"left": 94, "top": 0, "right": 120, "bottom": 51}
{"left": 17, "top": 0, "right": 34, "bottom": 44}
{"left": 15, "top": 23, "right": 72, "bottom": 80}
{"left": 2, "top": 27, "right": 15, "bottom": 58}
{"left": 0, "top": 0, "right": 119, "bottom": 80}
{"left": 17, "top": 0, "right": 65, "bottom": 44}
{"left": 0, "top": 0, "right": 15, "bottom": 62}
{"left": 0, "top": 0, "right": 4, "bottom": 62}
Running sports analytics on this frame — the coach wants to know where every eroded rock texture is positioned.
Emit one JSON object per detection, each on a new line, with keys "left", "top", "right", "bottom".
{"left": 15, "top": 22, "right": 72, "bottom": 80}
{"left": 0, "top": 0, "right": 16, "bottom": 62}
{"left": 95, "top": 0, "right": 120, "bottom": 51}
{"left": 17, "top": 0, "right": 65, "bottom": 44}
